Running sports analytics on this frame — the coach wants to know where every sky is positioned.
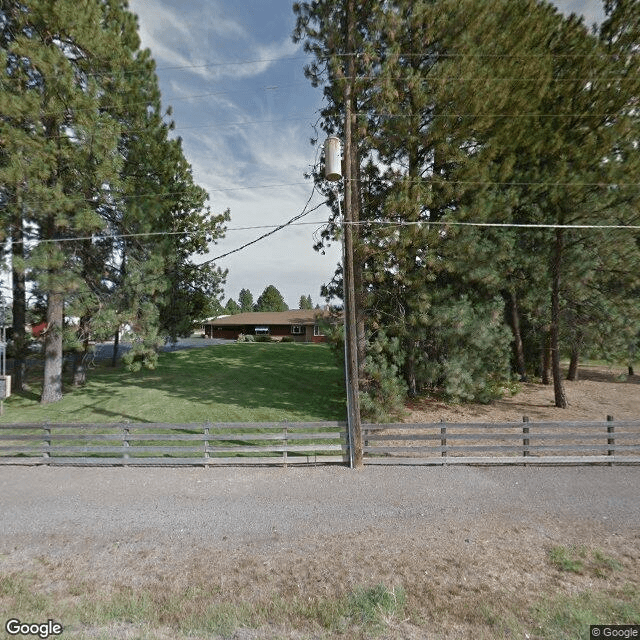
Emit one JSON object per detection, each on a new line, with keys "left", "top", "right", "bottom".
{"left": 127, "top": 0, "right": 606, "bottom": 311}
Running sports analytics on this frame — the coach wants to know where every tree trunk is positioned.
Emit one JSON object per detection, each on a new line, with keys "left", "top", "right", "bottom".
{"left": 629, "top": 365, "right": 635, "bottom": 376}
{"left": 11, "top": 203, "right": 27, "bottom": 391}
{"left": 541, "top": 330, "right": 552, "bottom": 385}
{"left": 567, "top": 344, "right": 579, "bottom": 381}
{"left": 72, "top": 351, "right": 86, "bottom": 386}
{"left": 508, "top": 290, "right": 527, "bottom": 381}
{"left": 405, "top": 340, "right": 417, "bottom": 397}
{"left": 550, "top": 228, "right": 567, "bottom": 408}
{"left": 72, "top": 317, "right": 91, "bottom": 386}
{"left": 40, "top": 291, "right": 64, "bottom": 404}
{"left": 112, "top": 328, "right": 120, "bottom": 367}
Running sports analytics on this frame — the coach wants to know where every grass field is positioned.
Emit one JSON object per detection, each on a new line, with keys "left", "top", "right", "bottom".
{"left": 0, "top": 343, "right": 346, "bottom": 424}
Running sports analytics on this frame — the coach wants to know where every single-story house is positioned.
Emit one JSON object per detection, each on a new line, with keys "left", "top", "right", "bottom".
{"left": 202, "top": 309, "right": 331, "bottom": 343}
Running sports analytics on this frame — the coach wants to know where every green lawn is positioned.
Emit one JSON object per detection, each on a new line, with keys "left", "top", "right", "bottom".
{"left": 0, "top": 343, "right": 346, "bottom": 424}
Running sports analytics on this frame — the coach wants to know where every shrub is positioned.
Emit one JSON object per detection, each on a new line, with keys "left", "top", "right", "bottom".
{"left": 281, "top": 336, "right": 295, "bottom": 343}
{"left": 236, "top": 333, "right": 255, "bottom": 343}
{"left": 254, "top": 335, "right": 272, "bottom": 343}
{"left": 360, "top": 331, "right": 408, "bottom": 422}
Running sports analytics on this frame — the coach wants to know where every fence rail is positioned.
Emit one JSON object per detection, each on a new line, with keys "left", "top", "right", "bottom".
{"left": 362, "top": 417, "right": 640, "bottom": 465}
{"left": 2, "top": 418, "right": 639, "bottom": 467}
{"left": 0, "top": 422, "right": 349, "bottom": 467}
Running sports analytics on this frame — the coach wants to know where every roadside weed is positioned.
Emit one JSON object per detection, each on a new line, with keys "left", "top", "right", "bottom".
{"left": 548, "top": 545, "right": 624, "bottom": 578}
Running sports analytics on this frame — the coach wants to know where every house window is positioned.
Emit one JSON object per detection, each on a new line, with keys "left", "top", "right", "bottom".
{"left": 254, "top": 327, "right": 269, "bottom": 335}
{"left": 291, "top": 325, "right": 304, "bottom": 335}
{"left": 314, "top": 324, "right": 324, "bottom": 337}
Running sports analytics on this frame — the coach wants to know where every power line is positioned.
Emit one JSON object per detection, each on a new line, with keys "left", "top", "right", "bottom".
{"left": 6, "top": 217, "right": 638, "bottom": 249}
{"left": 196, "top": 191, "right": 327, "bottom": 266}
{"left": 2, "top": 82, "right": 310, "bottom": 121}
{"left": 79, "top": 51, "right": 629, "bottom": 79}
{"left": 7, "top": 176, "right": 640, "bottom": 210}
{"left": 5, "top": 75, "right": 635, "bottom": 125}
{"left": 32, "top": 107, "right": 635, "bottom": 143}
{"left": 357, "top": 111, "right": 636, "bottom": 119}
{"left": 3, "top": 180, "right": 317, "bottom": 209}
{"left": 37, "top": 114, "right": 319, "bottom": 139}
{"left": 346, "top": 220, "right": 640, "bottom": 230}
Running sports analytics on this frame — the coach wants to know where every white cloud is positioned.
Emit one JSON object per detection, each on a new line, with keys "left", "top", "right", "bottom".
{"left": 129, "top": 0, "right": 301, "bottom": 83}
{"left": 124, "top": 0, "right": 355, "bottom": 304}
{"left": 553, "top": 0, "right": 605, "bottom": 25}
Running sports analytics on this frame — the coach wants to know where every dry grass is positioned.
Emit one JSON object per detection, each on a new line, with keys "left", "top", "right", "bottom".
{"left": 2, "top": 518, "right": 639, "bottom": 639}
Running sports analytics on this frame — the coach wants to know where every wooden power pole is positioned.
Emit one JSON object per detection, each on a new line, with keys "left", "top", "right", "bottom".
{"left": 343, "top": 0, "right": 363, "bottom": 468}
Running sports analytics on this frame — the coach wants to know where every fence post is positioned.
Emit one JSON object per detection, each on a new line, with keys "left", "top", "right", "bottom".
{"left": 523, "top": 416, "right": 530, "bottom": 458}
{"left": 283, "top": 424, "right": 288, "bottom": 468}
{"left": 122, "top": 424, "right": 130, "bottom": 460}
{"left": 440, "top": 420, "right": 447, "bottom": 457}
{"left": 204, "top": 423, "right": 210, "bottom": 464}
{"left": 43, "top": 423, "right": 51, "bottom": 464}
{"left": 607, "top": 415, "right": 615, "bottom": 462}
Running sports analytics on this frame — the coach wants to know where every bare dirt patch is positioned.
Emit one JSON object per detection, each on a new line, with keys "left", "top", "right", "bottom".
{"left": 406, "top": 365, "right": 640, "bottom": 423}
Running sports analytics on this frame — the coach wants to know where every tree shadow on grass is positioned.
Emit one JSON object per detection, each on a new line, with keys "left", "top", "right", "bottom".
{"left": 76, "top": 344, "right": 347, "bottom": 423}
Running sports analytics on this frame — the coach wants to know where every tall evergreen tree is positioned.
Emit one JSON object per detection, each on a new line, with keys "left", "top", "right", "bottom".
{"left": 0, "top": 0, "right": 129, "bottom": 401}
{"left": 254, "top": 285, "right": 288, "bottom": 312}
{"left": 295, "top": 0, "right": 640, "bottom": 415}
{"left": 238, "top": 288, "right": 254, "bottom": 313}
{"left": 224, "top": 298, "right": 241, "bottom": 315}
{"left": 0, "top": 0, "right": 228, "bottom": 394}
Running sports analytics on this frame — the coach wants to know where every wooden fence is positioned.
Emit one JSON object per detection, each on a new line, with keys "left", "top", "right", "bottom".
{"left": 2, "top": 418, "right": 639, "bottom": 467}
{"left": 0, "top": 422, "right": 348, "bottom": 466}
{"left": 363, "top": 417, "right": 640, "bottom": 465}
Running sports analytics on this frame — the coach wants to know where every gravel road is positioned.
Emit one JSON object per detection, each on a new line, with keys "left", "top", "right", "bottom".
{"left": 1, "top": 465, "right": 638, "bottom": 549}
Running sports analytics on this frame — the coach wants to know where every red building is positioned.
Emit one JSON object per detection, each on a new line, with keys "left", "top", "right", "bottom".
{"left": 202, "top": 310, "right": 331, "bottom": 343}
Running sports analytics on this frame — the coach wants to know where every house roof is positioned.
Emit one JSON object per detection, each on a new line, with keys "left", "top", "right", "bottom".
{"left": 204, "top": 309, "right": 329, "bottom": 327}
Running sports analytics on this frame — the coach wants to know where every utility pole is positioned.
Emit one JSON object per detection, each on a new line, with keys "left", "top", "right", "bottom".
{"left": 324, "top": 131, "right": 363, "bottom": 469}
{"left": 324, "top": 0, "right": 362, "bottom": 468}
{"left": 343, "top": 0, "right": 363, "bottom": 468}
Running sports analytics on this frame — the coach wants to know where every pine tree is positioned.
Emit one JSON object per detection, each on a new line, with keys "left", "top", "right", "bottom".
{"left": 0, "top": 0, "right": 132, "bottom": 401}
{"left": 299, "top": 294, "right": 313, "bottom": 310}
{"left": 0, "top": 0, "right": 229, "bottom": 393}
{"left": 224, "top": 298, "right": 241, "bottom": 315}
{"left": 295, "top": 0, "right": 640, "bottom": 414}
{"left": 254, "top": 285, "right": 288, "bottom": 312}
{"left": 238, "top": 288, "right": 254, "bottom": 313}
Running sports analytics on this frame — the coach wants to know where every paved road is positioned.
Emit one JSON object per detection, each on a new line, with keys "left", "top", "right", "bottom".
{"left": 92, "top": 336, "right": 233, "bottom": 363}
{"left": 5, "top": 336, "right": 233, "bottom": 372}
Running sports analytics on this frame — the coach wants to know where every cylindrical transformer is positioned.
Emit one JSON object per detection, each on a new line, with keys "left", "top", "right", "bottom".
{"left": 324, "top": 136, "right": 342, "bottom": 181}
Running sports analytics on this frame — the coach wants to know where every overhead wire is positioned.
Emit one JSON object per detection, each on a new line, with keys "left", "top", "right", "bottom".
{"left": 22, "top": 50, "right": 631, "bottom": 81}
{"left": 6, "top": 176, "right": 640, "bottom": 211}
{"left": 5, "top": 217, "right": 640, "bottom": 250}
{"left": 4, "top": 33, "right": 640, "bottom": 266}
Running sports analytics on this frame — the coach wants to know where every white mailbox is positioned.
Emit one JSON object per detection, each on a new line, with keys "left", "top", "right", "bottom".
{"left": 0, "top": 375, "right": 11, "bottom": 398}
